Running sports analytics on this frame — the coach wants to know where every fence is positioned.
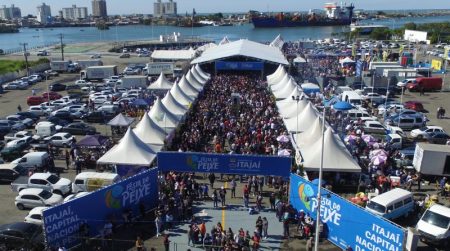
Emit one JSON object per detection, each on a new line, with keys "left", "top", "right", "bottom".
{"left": 1, "top": 42, "right": 58, "bottom": 55}
{"left": 0, "top": 63, "right": 50, "bottom": 84}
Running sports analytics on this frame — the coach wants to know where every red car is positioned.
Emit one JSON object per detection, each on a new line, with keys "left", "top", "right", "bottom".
{"left": 26, "top": 96, "right": 45, "bottom": 106}
{"left": 42, "top": 91, "right": 62, "bottom": 100}
{"left": 404, "top": 101, "right": 425, "bottom": 112}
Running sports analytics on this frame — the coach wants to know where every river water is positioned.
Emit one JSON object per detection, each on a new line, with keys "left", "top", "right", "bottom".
{"left": 0, "top": 15, "right": 449, "bottom": 51}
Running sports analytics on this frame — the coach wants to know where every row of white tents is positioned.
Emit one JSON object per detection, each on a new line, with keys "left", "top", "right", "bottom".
{"left": 267, "top": 65, "right": 361, "bottom": 173}
{"left": 97, "top": 64, "right": 211, "bottom": 166}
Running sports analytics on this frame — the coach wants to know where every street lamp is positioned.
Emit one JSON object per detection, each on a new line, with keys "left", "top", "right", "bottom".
{"left": 292, "top": 94, "right": 304, "bottom": 134}
{"left": 314, "top": 101, "right": 352, "bottom": 251}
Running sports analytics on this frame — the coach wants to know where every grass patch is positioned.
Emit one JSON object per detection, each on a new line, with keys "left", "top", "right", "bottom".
{"left": 0, "top": 58, "right": 49, "bottom": 75}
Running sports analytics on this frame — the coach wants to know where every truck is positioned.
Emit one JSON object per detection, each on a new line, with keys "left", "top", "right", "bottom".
{"left": 50, "top": 60, "right": 78, "bottom": 73}
{"left": 75, "top": 59, "right": 103, "bottom": 69}
{"left": 80, "top": 65, "right": 118, "bottom": 81}
{"left": 116, "top": 76, "right": 148, "bottom": 89}
{"left": 406, "top": 77, "right": 443, "bottom": 92}
{"left": 11, "top": 173, "right": 72, "bottom": 195}
{"left": 143, "top": 62, "right": 174, "bottom": 75}
{"left": 371, "top": 64, "right": 404, "bottom": 76}
{"left": 413, "top": 143, "right": 450, "bottom": 176}
{"left": 382, "top": 68, "right": 417, "bottom": 79}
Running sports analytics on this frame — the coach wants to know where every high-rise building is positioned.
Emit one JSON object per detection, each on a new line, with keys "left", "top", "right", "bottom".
{"left": 0, "top": 5, "right": 22, "bottom": 20}
{"left": 37, "top": 3, "right": 52, "bottom": 24}
{"left": 92, "top": 0, "right": 107, "bottom": 18}
{"left": 154, "top": 0, "right": 177, "bottom": 18}
{"left": 62, "top": 5, "right": 88, "bottom": 20}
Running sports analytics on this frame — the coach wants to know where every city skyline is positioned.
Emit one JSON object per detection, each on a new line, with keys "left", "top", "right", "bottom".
{"left": 3, "top": 0, "right": 450, "bottom": 16}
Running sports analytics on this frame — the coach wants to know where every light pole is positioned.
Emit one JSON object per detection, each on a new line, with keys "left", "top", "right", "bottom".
{"left": 292, "top": 95, "right": 304, "bottom": 134}
{"left": 396, "top": 82, "right": 406, "bottom": 127}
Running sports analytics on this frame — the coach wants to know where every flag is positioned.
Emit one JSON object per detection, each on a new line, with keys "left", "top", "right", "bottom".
{"left": 399, "top": 44, "right": 404, "bottom": 56}
{"left": 351, "top": 44, "right": 356, "bottom": 57}
{"left": 444, "top": 47, "right": 449, "bottom": 60}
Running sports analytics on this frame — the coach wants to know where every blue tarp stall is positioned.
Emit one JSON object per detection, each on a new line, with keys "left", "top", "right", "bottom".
{"left": 301, "top": 83, "right": 320, "bottom": 95}
{"left": 158, "top": 152, "right": 292, "bottom": 177}
{"left": 289, "top": 174, "right": 406, "bottom": 250}
{"left": 215, "top": 61, "right": 264, "bottom": 71}
{"left": 42, "top": 168, "right": 159, "bottom": 249}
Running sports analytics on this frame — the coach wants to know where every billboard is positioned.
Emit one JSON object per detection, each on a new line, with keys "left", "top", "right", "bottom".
{"left": 215, "top": 61, "right": 264, "bottom": 71}
{"left": 145, "top": 62, "right": 174, "bottom": 75}
{"left": 289, "top": 174, "right": 405, "bottom": 250}
{"left": 404, "top": 29, "right": 428, "bottom": 43}
{"left": 43, "top": 168, "right": 158, "bottom": 249}
{"left": 158, "top": 152, "right": 292, "bottom": 177}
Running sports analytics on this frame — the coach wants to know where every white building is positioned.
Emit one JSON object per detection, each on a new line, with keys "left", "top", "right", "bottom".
{"left": 154, "top": 0, "right": 177, "bottom": 18}
{"left": 62, "top": 5, "right": 88, "bottom": 20}
{"left": 37, "top": 3, "right": 51, "bottom": 24}
{"left": 0, "top": 5, "right": 21, "bottom": 20}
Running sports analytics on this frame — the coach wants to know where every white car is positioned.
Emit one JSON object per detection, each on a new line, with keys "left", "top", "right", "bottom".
{"left": 63, "top": 192, "right": 90, "bottom": 203}
{"left": 378, "top": 104, "right": 404, "bottom": 115}
{"left": 410, "top": 126, "right": 445, "bottom": 139}
{"left": 44, "top": 132, "right": 74, "bottom": 147}
{"left": 24, "top": 206, "right": 47, "bottom": 225}
{"left": 364, "top": 121, "right": 386, "bottom": 134}
{"left": 51, "top": 99, "right": 71, "bottom": 108}
{"left": 61, "top": 104, "right": 87, "bottom": 113}
{"left": 28, "top": 106, "right": 51, "bottom": 116}
{"left": 15, "top": 188, "right": 63, "bottom": 210}
{"left": 75, "top": 80, "right": 92, "bottom": 86}
{"left": 90, "top": 54, "right": 101, "bottom": 59}
{"left": 362, "top": 93, "right": 386, "bottom": 104}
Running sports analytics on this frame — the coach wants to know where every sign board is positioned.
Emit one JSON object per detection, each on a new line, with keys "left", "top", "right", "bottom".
{"left": 404, "top": 29, "right": 428, "bottom": 43}
{"left": 145, "top": 62, "right": 174, "bottom": 75}
{"left": 289, "top": 174, "right": 405, "bottom": 250}
{"left": 43, "top": 168, "right": 158, "bottom": 249}
{"left": 158, "top": 152, "right": 292, "bottom": 177}
{"left": 431, "top": 60, "right": 443, "bottom": 71}
{"left": 215, "top": 61, "right": 264, "bottom": 71}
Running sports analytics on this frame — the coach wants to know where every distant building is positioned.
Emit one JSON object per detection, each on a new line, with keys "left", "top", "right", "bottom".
{"left": 37, "top": 3, "right": 52, "bottom": 24}
{"left": 92, "top": 0, "right": 107, "bottom": 18}
{"left": 0, "top": 5, "right": 22, "bottom": 20}
{"left": 62, "top": 5, "right": 88, "bottom": 20}
{"left": 154, "top": 0, "right": 177, "bottom": 18}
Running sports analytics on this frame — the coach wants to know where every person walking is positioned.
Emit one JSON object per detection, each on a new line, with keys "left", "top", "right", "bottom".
{"left": 243, "top": 189, "right": 250, "bottom": 208}
{"left": 188, "top": 225, "right": 194, "bottom": 246}
{"left": 213, "top": 189, "right": 219, "bottom": 208}
{"left": 208, "top": 173, "right": 216, "bottom": 189}
{"left": 17, "top": 104, "right": 22, "bottom": 112}
{"left": 262, "top": 217, "right": 269, "bottom": 240}
{"left": 163, "top": 234, "right": 170, "bottom": 251}
{"left": 155, "top": 214, "right": 162, "bottom": 237}
{"left": 219, "top": 186, "right": 226, "bottom": 207}
{"left": 255, "top": 216, "right": 263, "bottom": 238}
{"left": 230, "top": 178, "right": 236, "bottom": 198}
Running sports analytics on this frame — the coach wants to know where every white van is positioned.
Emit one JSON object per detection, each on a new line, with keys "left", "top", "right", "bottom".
{"left": 342, "top": 91, "right": 363, "bottom": 107}
{"left": 347, "top": 109, "right": 371, "bottom": 120}
{"left": 35, "top": 122, "right": 57, "bottom": 137}
{"left": 72, "top": 172, "right": 120, "bottom": 193}
{"left": 416, "top": 204, "right": 450, "bottom": 246}
{"left": 366, "top": 188, "right": 415, "bottom": 220}
{"left": 12, "top": 152, "right": 49, "bottom": 169}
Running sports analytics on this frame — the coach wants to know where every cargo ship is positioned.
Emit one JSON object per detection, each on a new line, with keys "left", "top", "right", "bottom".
{"left": 251, "top": 2, "right": 354, "bottom": 28}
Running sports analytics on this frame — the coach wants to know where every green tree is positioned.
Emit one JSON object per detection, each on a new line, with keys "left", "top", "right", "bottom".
{"left": 403, "top": 22, "right": 417, "bottom": 30}
{"left": 370, "top": 27, "right": 391, "bottom": 40}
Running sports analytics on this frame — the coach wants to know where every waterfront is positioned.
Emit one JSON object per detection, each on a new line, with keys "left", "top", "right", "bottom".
{"left": 1, "top": 14, "right": 450, "bottom": 52}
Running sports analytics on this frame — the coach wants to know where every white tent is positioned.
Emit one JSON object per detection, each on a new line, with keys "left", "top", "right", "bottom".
{"left": 219, "top": 36, "right": 230, "bottom": 45}
{"left": 195, "top": 64, "right": 210, "bottom": 79}
{"left": 196, "top": 43, "right": 217, "bottom": 52}
{"left": 278, "top": 98, "right": 308, "bottom": 119}
{"left": 293, "top": 56, "right": 307, "bottom": 64}
{"left": 185, "top": 70, "right": 204, "bottom": 90}
{"left": 170, "top": 81, "right": 194, "bottom": 107}
{"left": 272, "top": 78, "right": 297, "bottom": 99}
{"left": 270, "top": 74, "right": 291, "bottom": 93}
{"left": 190, "top": 66, "right": 209, "bottom": 83}
{"left": 191, "top": 39, "right": 288, "bottom": 65}
{"left": 147, "top": 72, "right": 174, "bottom": 90}
{"left": 279, "top": 86, "right": 304, "bottom": 100}
{"left": 301, "top": 128, "right": 361, "bottom": 173}
{"left": 133, "top": 113, "right": 167, "bottom": 145}
{"left": 178, "top": 75, "right": 199, "bottom": 97}
{"left": 97, "top": 128, "right": 156, "bottom": 166}
{"left": 107, "top": 113, "right": 134, "bottom": 127}
{"left": 151, "top": 48, "right": 196, "bottom": 61}
{"left": 339, "top": 57, "right": 356, "bottom": 66}
{"left": 162, "top": 91, "right": 188, "bottom": 116}
{"left": 295, "top": 117, "right": 324, "bottom": 147}
{"left": 267, "top": 65, "right": 287, "bottom": 85}
{"left": 283, "top": 102, "right": 319, "bottom": 132}
{"left": 148, "top": 97, "right": 180, "bottom": 131}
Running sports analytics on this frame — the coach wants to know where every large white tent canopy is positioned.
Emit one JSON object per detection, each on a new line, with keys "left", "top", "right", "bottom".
{"left": 162, "top": 91, "right": 188, "bottom": 116}
{"left": 170, "top": 81, "right": 194, "bottom": 106}
{"left": 189, "top": 66, "right": 209, "bottom": 84}
{"left": 148, "top": 72, "right": 174, "bottom": 90}
{"left": 267, "top": 65, "right": 287, "bottom": 85}
{"left": 185, "top": 70, "right": 204, "bottom": 91}
{"left": 191, "top": 39, "right": 288, "bottom": 65}
{"left": 107, "top": 113, "right": 134, "bottom": 127}
{"left": 133, "top": 113, "right": 167, "bottom": 145}
{"left": 283, "top": 102, "right": 319, "bottom": 132}
{"left": 178, "top": 75, "right": 200, "bottom": 97}
{"left": 97, "top": 128, "right": 156, "bottom": 165}
{"left": 151, "top": 48, "right": 196, "bottom": 61}
{"left": 148, "top": 97, "right": 180, "bottom": 131}
{"left": 195, "top": 64, "right": 210, "bottom": 79}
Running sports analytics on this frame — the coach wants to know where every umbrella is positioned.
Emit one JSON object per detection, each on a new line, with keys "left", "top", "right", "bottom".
{"left": 361, "top": 134, "right": 376, "bottom": 143}
{"left": 277, "top": 149, "right": 291, "bottom": 156}
{"left": 333, "top": 101, "right": 353, "bottom": 111}
{"left": 371, "top": 155, "right": 387, "bottom": 166}
{"left": 131, "top": 98, "right": 150, "bottom": 107}
{"left": 370, "top": 149, "right": 388, "bottom": 158}
{"left": 344, "top": 134, "right": 358, "bottom": 143}
{"left": 277, "top": 135, "right": 290, "bottom": 143}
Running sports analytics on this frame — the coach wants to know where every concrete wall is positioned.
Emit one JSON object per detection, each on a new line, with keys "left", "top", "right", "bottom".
{"left": 0, "top": 63, "right": 50, "bottom": 84}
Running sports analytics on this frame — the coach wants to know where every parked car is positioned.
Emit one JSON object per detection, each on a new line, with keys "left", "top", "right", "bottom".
{"left": 404, "top": 101, "right": 425, "bottom": 112}
{"left": 81, "top": 111, "right": 113, "bottom": 123}
{"left": 364, "top": 121, "right": 387, "bottom": 134}
{"left": 42, "top": 92, "right": 62, "bottom": 101}
{"left": 6, "top": 115, "right": 34, "bottom": 128}
{"left": 0, "top": 222, "right": 45, "bottom": 250}
{"left": 15, "top": 188, "right": 63, "bottom": 210}
{"left": 62, "top": 122, "right": 96, "bottom": 135}
{"left": 44, "top": 70, "right": 58, "bottom": 77}
{"left": 26, "top": 96, "right": 45, "bottom": 106}
{"left": 66, "top": 84, "right": 82, "bottom": 95}
{"left": 28, "top": 106, "right": 51, "bottom": 116}
{"left": 16, "top": 112, "right": 39, "bottom": 123}
{"left": 362, "top": 92, "right": 387, "bottom": 105}
{"left": 427, "top": 132, "right": 450, "bottom": 144}
{"left": 4, "top": 131, "right": 36, "bottom": 142}
{"left": 47, "top": 116, "right": 69, "bottom": 127}
{"left": 49, "top": 83, "right": 66, "bottom": 92}
{"left": 0, "top": 163, "right": 28, "bottom": 183}
{"left": 51, "top": 110, "right": 74, "bottom": 122}
{"left": 0, "top": 119, "right": 26, "bottom": 132}
{"left": 44, "top": 132, "right": 74, "bottom": 147}
{"left": 24, "top": 207, "right": 47, "bottom": 225}
{"left": 410, "top": 126, "right": 445, "bottom": 139}
{"left": 90, "top": 54, "right": 101, "bottom": 59}
{"left": 37, "top": 50, "right": 48, "bottom": 56}
{"left": 119, "top": 53, "right": 130, "bottom": 58}
{"left": 63, "top": 191, "right": 89, "bottom": 202}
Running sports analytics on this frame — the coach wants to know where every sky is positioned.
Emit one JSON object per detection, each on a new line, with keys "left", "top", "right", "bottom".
{"left": 2, "top": 0, "right": 450, "bottom": 16}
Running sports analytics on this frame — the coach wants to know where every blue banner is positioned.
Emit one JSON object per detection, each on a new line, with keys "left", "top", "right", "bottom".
{"left": 158, "top": 152, "right": 292, "bottom": 177}
{"left": 43, "top": 168, "right": 159, "bottom": 249}
{"left": 289, "top": 174, "right": 405, "bottom": 250}
{"left": 215, "top": 61, "right": 264, "bottom": 71}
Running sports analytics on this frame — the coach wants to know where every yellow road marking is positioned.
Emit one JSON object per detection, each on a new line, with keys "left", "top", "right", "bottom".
{"left": 222, "top": 182, "right": 228, "bottom": 229}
